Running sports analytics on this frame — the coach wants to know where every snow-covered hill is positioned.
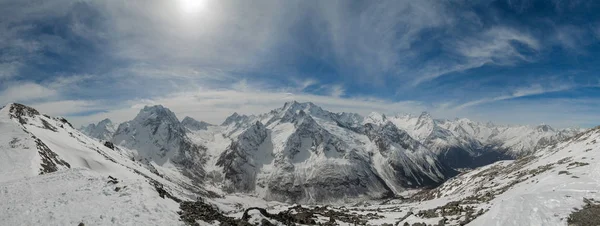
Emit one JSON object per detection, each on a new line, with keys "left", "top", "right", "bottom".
{"left": 396, "top": 126, "right": 600, "bottom": 225}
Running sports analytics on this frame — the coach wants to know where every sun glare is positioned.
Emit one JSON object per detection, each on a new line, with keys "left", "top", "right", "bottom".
{"left": 178, "top": 0, "right": 206, "bottom": 14}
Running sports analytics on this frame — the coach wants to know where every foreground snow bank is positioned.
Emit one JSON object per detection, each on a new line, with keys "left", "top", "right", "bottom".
{"left": 0, "top": 168, "right": 181, "bottom": 226}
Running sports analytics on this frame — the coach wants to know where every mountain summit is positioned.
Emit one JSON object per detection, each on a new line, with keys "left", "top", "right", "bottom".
{"left": 80, "top": 118, "right": 116, "bottom": 140}
{"left": 181, "top": 116, "right": 212, "bottom": 131}
{"left": 111, "top": 105, "right": 207, "bottom": 182}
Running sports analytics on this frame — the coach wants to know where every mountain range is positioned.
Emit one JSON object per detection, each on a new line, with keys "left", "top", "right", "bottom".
{"left": 0, "top": 101, "right": 596, "bottom": 225}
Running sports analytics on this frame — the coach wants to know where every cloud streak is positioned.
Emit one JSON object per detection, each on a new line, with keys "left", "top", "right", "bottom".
{"left": 454, "top": 84, "right": 572, "bottom": 110}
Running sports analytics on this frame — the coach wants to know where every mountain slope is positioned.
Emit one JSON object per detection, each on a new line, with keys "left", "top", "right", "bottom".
{"left": 386, "top": 112, "right": 581, "bottom": 169}
{"left": 400, "top": 127, "right": 600, "bottom": 225}
{"left": 0, "top": 103, "right": 197, "bottom": 225}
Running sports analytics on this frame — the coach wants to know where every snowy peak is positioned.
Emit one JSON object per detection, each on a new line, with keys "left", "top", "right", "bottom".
{"left": 536, "top": 124, "right": 554, "bottom": 132}
{"left": 80, "top": 118, "right": 116, "bottom": 140}
{"left": 0, "top": 103, "right": 73, "bottom": 180}
{"left": 135, "top": 105, "right": 181, "bottom": 127}
{"left": 274, "top": 101, "right": 332, "bottom": 120}
{"left": 364, "top": 112, "right": 387, "bottom": 125}
{"left": 221, "top": 112, "right": 252, "bottom": 126}
{"left": 98, "top": 118, "right": 112, "bottom": 126}
{"left": 181, "top": 116, "right": 212, "bottom": 131}
{"left": 415, "top": 111, "right": 434, "bottom": 131}
{"left": 112, "top": 105, "right": 197, "bottom": 165}
{"left": 5, "top": 103, "right": 41, "bottom": 125}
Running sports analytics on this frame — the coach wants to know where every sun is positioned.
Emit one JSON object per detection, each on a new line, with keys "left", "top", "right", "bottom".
{"left": 178, "top": 0, "right": 207, "bottom": 14}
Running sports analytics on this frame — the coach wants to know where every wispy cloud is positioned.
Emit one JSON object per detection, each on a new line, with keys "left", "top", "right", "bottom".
{"left": 453, "top": 84, "right": 572, "bottom": 110}
{"left": 328, "top": 84, "right": 345, "bottom": 98}
{"left": 413, "top": 27, "right": 541, "bottom": 85}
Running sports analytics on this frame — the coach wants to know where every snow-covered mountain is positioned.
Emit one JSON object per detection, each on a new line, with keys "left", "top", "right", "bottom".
{"left": 111, "top": 105, "right": 207, "bottom": 183}
{"left": 79, "top": 118, "right": 116, "bottom": 141}
{"left": 213, "top": 101, "right": 457, "bottom": 203}
{"left": 386, "top": 112, "right": 582, "bottom": 169}
{"left": 73, "top": 101, "right": 583, "bottom": 200}
{"left": 1, "top": 102, "right": 597, "bottom": 225}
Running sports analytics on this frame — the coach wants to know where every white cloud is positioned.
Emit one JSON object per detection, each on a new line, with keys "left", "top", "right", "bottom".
{"left": 328, "top": 84, "right": 345, "bottom": 98}
{"left": 453, "top": 84, "right": 572, "bottom": 110}
{"left": 296, "top": 78, "right": 318, "bottom": 92}
{"left": 67, "top": 88, "right": 426, "bottom": 127}
{"left": 457, "top": 27, "right": 540, "bottom": 61}
{"left": 30, "top": 100, "right": 103, "bottom": 116}
{"left": 413, "top": 27, "right": 541, "bottom": 85}
{"left": 46, "top": 74, "right": 95, "bottom": 89}
{"left": 0, "top": 82, "right": 58, "bottom": 105}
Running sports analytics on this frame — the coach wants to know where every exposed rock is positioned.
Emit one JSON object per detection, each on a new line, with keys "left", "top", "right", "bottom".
{"left": 103, "top": 141, "right": 115, "bottom": 150}
{"left": 568, "top": 198, "right": 600, "bottom": 226}
{"left": 9, "top": 103, "right": 40, "bottom": 125}
{"left": 35, "top": 136, "right": 70, "bottom": 174}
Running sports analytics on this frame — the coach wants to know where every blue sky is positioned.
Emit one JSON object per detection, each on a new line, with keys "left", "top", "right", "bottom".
{"left": 1, "top": 0, "right": 600, "bottom": 128}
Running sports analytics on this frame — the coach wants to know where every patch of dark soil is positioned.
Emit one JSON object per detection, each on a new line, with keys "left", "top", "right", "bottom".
{"left": 558, "top": 171, "right": 571, "bottom": 175}
{"left": 242, "top": 205, "right": 382, "bottom": 226}
{"left": 103, "top": 141, "right": 115, "bottom": 150}
{"left": 568, "top": 198, "right": 600, "bottom": 226}
{"left": 114, "top": 186, "right": 126, "bottom": 192}
{"left": 179, "top": 200, "right": 252, "bottom": 226}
